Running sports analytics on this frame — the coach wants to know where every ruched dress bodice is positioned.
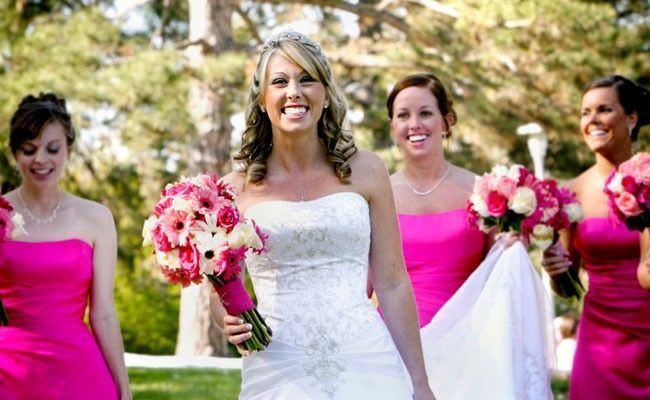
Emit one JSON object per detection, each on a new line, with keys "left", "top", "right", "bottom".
{"left": 569, "top": 218, "right": 650, "bottom": 400}
{"left": 0, "top": 239, "right": 117, "bottom": 400}
{"left": 240, "top": 192, "right": 412, "bottom": 399}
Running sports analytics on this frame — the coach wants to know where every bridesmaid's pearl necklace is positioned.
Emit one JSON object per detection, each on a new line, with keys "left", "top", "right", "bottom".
{"left": 403, "top": 162, "right": 451, "bottom": 196}
{"left": 17, "top": 190, "right": 62, "bottom": 225}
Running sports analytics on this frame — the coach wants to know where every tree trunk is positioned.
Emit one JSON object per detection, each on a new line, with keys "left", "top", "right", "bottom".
{"left": 176, "top": 0, "right": 237, "bottom": 357}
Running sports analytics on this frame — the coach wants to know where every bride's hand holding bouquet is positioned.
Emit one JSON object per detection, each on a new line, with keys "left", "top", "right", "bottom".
{"left": 142, "top": 174, "right": 272, "bottom": 352}
{"left": 467, "top": 164, "right": 584, "bottom": 298}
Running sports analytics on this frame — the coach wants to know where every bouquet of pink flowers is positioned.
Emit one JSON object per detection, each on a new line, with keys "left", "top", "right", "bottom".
{"left": 467, "top": 164, "right": 585, "bottom": 298}
{"left": 142, "top": 174, "right": 272, "bottom": 352}
{"left": 0, "top": 196, "right": 26, "bottom": 326}
{"left": 604, "top": 152, "right": 650, "bottom": 231}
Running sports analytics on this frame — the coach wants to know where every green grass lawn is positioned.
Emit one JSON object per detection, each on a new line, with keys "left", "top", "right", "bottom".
{"left": 129, "top": 368, "right": 241, "bottom": 400}
{"left": 129, "top": 368, "right": 569, "bottom": 399}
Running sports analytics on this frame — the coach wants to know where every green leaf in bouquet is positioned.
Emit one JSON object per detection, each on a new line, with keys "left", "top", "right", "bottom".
{"left": 0, "top": 297, "right": 8, "bottom": 326}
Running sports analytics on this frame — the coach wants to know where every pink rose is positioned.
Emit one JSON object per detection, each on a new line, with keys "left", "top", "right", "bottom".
{"left": 0, "top": 197, "right": 13, "bottom": 212}
{"left": 217, "top": 205, "right": 240, "bottom": 232}
{"left": 496, "top": 177, "right": 517, "bottom": 199}
{"left": 473, "top": 174, "right": 492, "bottom": 199}
{"left": 615, "top": 191, "right": 644, "bottom": 217}
{"left": 487, "top": 191, "right": 508, "bottom": 217}
{"left": 621, "top": 175, "right": 638, "bottom": 194}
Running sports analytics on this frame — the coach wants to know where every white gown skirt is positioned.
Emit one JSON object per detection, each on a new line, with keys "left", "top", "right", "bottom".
{"left": 421, "top": 241, "right": 555, "bottom": 400}
{"left": 240, "top": 315, "right": 413, "bottom": 400}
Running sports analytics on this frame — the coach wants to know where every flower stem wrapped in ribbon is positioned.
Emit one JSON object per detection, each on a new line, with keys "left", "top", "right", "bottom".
{"left": 142, "top": 174, "right": 272, "bottom": 351}
{"left": 467, "top": 164, "right": 584, "bottom": 298}
{"left": 0, "top": 196, "right": 27, "bottom": 326}
{"left": 604, "top": 152, "right": 650, "bottom": 231}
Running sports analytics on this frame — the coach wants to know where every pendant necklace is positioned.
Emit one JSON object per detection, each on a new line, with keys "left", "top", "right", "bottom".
{"left": 403, "top": 162, "right": 451, "bottom": 196}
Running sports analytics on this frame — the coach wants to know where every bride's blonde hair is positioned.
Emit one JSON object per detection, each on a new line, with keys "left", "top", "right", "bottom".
{"left": 234, "top": 31, "right": 357, "bottom": 184}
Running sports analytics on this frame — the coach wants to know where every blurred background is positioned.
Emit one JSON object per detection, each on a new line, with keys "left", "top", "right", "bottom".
{"left": 0, "top": 2, "right": 648, "bottom": 396}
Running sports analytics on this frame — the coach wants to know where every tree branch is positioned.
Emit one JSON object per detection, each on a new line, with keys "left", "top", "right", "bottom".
{"left": 150, "top": 0, "right": 173, "bottom": 48}
{"left": 114, "top": 0, "right": 154, "bottom": 20}
{"left": 258, "top": 0, "right": 410, "bottom": 34}
{"left": 236, "top": 6, "right": 263, "bottom": 45}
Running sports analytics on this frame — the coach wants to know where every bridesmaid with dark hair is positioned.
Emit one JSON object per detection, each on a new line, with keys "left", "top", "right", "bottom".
{"left": 0, "top": 93, "right": 131, "bottom": 399}
{"left": 542, "top": 75, "right": 650, "bottom": 399}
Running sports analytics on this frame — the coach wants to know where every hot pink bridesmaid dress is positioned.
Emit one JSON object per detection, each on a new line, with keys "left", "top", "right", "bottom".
{"left": 398, "top": 209, "right": 487, "bottom": 327}
{"left": 570, "top": 218, "right": 650, "bottom": 400}
{"left": 0, "top": 239, "right": 118, "bottom": 400}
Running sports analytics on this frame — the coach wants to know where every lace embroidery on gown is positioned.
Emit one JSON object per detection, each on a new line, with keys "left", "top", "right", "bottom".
{"left": 240, "top": 192, "right": 411, "bottom": 400}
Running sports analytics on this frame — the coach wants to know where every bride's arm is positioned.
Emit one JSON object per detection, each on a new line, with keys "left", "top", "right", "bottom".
{"left": 360, "top": 152, "right": 435, "bottom": 400}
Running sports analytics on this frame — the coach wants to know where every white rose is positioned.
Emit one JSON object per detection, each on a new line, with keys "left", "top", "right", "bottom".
{"left": 563, "top": 203, "right": 583, "bottom": 223}
{"left": 171, "top": 197, "right": 194, "bottom": 214}
{"left": 508, "top": 187, "right": 537, "bottom": 216}
{"left": 228, "top": 223, "right": 263, "bottom": 250}
{"left": 470, "top": 193, "right": 490, "bottom": 217}
{"left": 507, "top": 165, "right": 522, "bottom": 182}
{"left": 142, "top": 216, "right": 158, "bottom": 246}
{"left": 10, "top": 213, "right": 27, "bottom": 238}
{"left": 156, "top": 249, "right": 181, "bottom": 270}
{"left": 531, "top": 224, "right": 554, "bottom": 250}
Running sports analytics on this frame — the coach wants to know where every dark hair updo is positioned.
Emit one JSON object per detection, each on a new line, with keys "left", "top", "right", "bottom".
{"left": 9, "top": 92, "right": 75, "bottom": 155}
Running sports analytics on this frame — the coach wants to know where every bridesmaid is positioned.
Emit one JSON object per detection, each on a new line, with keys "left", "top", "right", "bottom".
{"left": 542, "top": 75, "right": 650, "bottom": 399}
{"left": 381, "top": 73, "right": 489, "bottom": 327}
{"left": 0, "top": 93, "right": 131, "bottom": 399}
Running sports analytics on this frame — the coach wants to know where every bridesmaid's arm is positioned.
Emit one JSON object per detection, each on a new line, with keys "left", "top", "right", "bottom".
{"left": 638, "top": 229, "right": 650, "bottom": 290}
{"left": 542, "top": 228, "right": 583, "bottom": 295}
{"left": 361, "top": 152, "right": 435, "bottom": 400}
{"left": 88, "top": 204, "right": 131, "bottom": 400}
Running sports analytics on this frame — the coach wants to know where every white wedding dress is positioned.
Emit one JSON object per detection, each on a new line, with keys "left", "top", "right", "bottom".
{"left": 420, "top": 241, "right": 555, "bottom": 400}
{"left": 240, "top": 192, "right": 413, "bottom": 400}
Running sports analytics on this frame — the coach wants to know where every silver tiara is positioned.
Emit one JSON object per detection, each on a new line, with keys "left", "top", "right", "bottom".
{"left": 257, "top": 30, "right": 322, "bottom": 55}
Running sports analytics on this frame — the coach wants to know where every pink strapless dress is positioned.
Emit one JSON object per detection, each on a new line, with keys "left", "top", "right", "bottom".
{"left": 0, "top": 239, "right": 118, "bottom": 400}
{"left": 570, "top": 218, "right": 650, "bottom": 400}
{"left": 398, "top": 209, "right": 487, "bottom": 327}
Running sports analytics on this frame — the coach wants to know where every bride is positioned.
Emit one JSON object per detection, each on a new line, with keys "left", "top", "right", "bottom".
{"left": 209, "top": 31, "right": 435, "bottom": 400}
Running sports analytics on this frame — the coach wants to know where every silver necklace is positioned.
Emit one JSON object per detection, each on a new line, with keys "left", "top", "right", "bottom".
{"left": 403, "top": 162, "right": 451, "bottom": 196}
{"left": 17, "top": 191, "right": 62, "bottom": 225}
{"left": 299, "top": 173, "right": 312, "bottom": 201}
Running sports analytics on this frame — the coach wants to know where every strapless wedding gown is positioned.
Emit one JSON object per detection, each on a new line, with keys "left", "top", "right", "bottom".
{"left": 240, "top": 192, "right": 413, "bottom": 400}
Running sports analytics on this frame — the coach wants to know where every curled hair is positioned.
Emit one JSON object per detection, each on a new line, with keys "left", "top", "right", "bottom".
{"left": 9, "top": 92, "right": 75, "bottom": 154}
{"left": 386, "top": 73, "right": 457, "bottom": 137}
{"left": 234, "top": 31, "right": 357, "bottom": 184}
{"left": 583, "top": 75, "right": 649, "bottom": 141}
